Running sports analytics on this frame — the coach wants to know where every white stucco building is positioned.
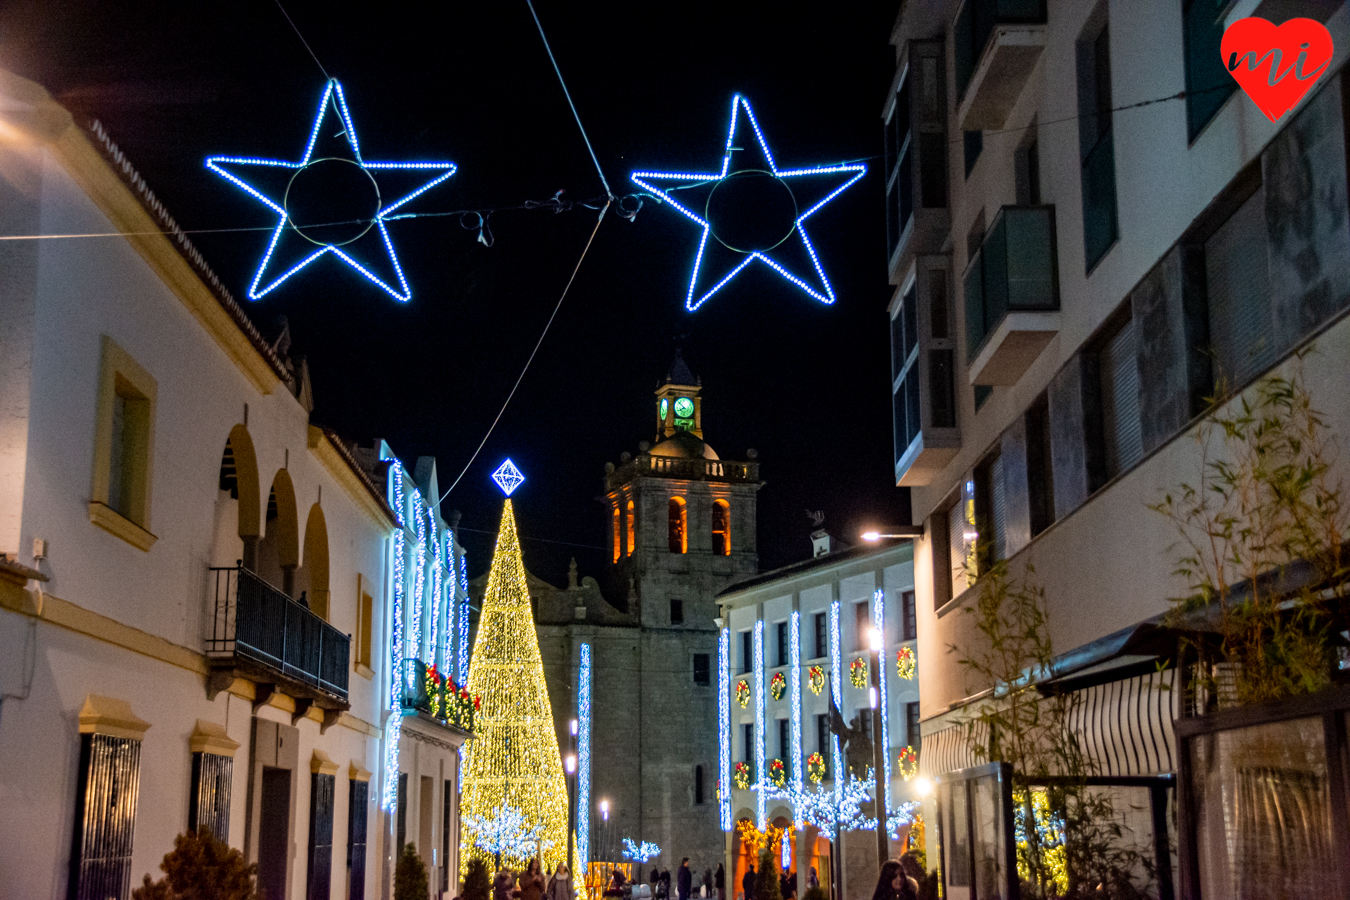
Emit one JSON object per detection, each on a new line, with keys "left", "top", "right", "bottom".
{"left": 0, "top": 66, "right": 471, "bottom": 900}
{"left": 715, "top": 540, "right": 918, "bottom": 900}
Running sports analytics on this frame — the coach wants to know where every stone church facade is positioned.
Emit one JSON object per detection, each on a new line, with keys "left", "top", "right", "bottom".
{"left": 507, "top": 354, "right": 761, "bottom": 875}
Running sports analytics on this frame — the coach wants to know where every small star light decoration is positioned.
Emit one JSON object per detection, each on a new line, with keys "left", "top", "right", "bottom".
{"left": 491, "top": 459, "right": 526, "bottom": 496}
{"left": 631, "top": 94, "right": 866, "bottom": 312}
{"left": 206, "top": 79, "right": 456, "bottom": 301}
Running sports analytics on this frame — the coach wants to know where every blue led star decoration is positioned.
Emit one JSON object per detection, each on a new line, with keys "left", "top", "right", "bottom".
{"left": 206, "top": 79, "right": 456, "bottom": 302}
{"left": 632, "top": 94, "right": 866, "bottom": 312}
{"left": 491, "top": 459, "right": 525, "bottom": 496}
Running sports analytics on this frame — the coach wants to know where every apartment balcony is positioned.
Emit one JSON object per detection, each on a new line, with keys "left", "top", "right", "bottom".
{"left": 398, "top": 657, "right": 477, "bottom": 733}
{"left": 205, "top": 565, "right": 350, "bottom": 722}
{"left": 954, "top": 0, "right": 1048, "bottom": 131}
{"left": 965, "top": 206, "right": 1060, "bottom": 386}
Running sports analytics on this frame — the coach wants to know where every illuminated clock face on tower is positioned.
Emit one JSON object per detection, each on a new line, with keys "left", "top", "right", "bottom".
{"left": 674, "top": 398, "right": 694, "bottom": 420}
{"left": 660, "top": 398, "right": 669, "bottom": 421}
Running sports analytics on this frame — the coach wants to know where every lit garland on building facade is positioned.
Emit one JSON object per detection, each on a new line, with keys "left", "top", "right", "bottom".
{"left": 789, "top": 611, "right": 803, "bottom": 794}
{"left": 459, "top": 499, "right": 569, "bottom": 873}
{"left": 577, "top": 643, "right": 593, "bottom": 873}
{"left": 873, "top": 589, "right": 894, "bottom": 812}
{"left": 753, "top": 620, "right": 766, "bottom": 830}
{"left": 718, "top": 628, "right": 732, "bottom": 831}
{"left": 829, "top": 599, "right": 843, "bottom": 813}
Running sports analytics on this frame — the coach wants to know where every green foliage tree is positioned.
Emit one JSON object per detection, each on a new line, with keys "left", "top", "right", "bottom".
{"left": 954, "top": 562, "right": 1151, "bottom": 899}
{"left": 753, "top": 850, "right": 782, "bottom": 900}
{"left": 395, "top": 843, "right": 430, "bottom": 900}
{"left": 800, "top": 886, "right": 828, "bottom": 900}
{"left": 1153, "top": 357, "right": 1350, "bottom": 705}
{"left": 132, "top": 828, "right": 259, "bottom": 900}
{"left": 464, "top": 855, "right": 492, "bottom": 900}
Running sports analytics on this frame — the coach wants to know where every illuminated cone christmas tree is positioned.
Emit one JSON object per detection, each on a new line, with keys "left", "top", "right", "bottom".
{"left": 460, "top": 495, "right": 569, "bottom": 874}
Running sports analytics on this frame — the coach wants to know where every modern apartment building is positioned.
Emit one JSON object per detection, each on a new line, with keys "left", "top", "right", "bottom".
{"left": 883, "top": 2, "right": 1350, "bottom": 897}
{"left": 716, "top": 540, "right": 918, "bottom": 900}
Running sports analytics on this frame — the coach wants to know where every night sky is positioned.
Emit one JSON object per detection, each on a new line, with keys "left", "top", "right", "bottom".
{"left": 1, "top": 1, "right": 911, "bottom": 586}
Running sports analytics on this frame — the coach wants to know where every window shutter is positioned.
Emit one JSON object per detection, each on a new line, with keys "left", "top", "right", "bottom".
{"left": 949, "top": 500, "right": 967, "bottom": 596}
{"left": 1206, "top": 187, "right": 1274, "bottom": 388}
{"left": 1100, "top": 317, "right": 1143, "bottom": 476}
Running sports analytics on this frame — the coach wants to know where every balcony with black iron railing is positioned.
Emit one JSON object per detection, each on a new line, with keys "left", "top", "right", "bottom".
{"left": 606, "top": 454, "right": 759, "bottom": 492}
{"left": 398, "top": 657, "right": 477, "bottom": 734}
{"left": 205, "top": 564, "right": 350, "bottom": 724}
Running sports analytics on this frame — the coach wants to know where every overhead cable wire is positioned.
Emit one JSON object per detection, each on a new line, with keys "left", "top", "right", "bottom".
{"left": 525, "top": 0, "right": 614, "bottom": 200}
{"left": 273, "top": 0, "right": 332, "bottom": 82}
{"left": 434, "top": 201, "right": 611, "bottom": 508}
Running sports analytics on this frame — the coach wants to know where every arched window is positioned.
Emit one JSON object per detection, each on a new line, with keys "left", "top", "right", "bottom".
{"left": 668, "top": 496, "right": 687, "bottom": 554}
{"left": 626, "top": 499, "right": 635, "bottom": 556}
{"left": 612, "top": 505, "right": 621, "bottom": 562}
{"left": 712, "top": 499, "right": 731, "bottom": 556}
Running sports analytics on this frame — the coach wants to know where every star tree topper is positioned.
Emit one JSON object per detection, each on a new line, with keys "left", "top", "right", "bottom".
{"left": 632, "top": 94, "right": 865, "bottom": 312}
{"left": 206, "top": 79, "right": 456, "bottom": 302}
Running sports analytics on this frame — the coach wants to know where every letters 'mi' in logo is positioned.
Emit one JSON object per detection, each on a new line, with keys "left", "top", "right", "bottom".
{"left": 1221, "top": 16, "right": 1333, "bottom": 122}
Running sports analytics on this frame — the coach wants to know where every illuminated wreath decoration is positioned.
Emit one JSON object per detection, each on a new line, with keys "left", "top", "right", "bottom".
{"left": 898, "top": 746, "right": 919, "bottom": 780}
{"left": 768, "top": 758, "right": 787, "bottom": 788}
{"left": 896, "top": 646, "right": 916, "bottom": 680}
{"left": 769, "top": 671, "right": 786, "bottom": 701}
{"left": 807, "top": 665, "right": 825, "bottom": 695}
{"left": 736, "top": 679, "right": 751, "bottom": 708}
{"left": 850, "top": 657, "right": 868, "bottom": 689}
{"left": 807, "top": 752, "right": 827, "bottom": 784}
{"left": 734, "top": 761, "right": 752, "bottom": 790}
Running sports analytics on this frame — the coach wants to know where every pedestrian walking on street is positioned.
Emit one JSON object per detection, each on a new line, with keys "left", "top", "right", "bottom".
{"left": 661, "top": 869, "right": 671, "bottom": 900}
{"left": 807, "top": 868, "right": 818, "bottom": 892}
{"left": 678, "top": 859, "right": 693, "bottom": 900}
{"left": 547, "top": 863, "right": 576, "bottom": 900}
{"left": 742, "top": 863, "right": 756, "bottom": 900}
{"left": 520, "top": 859, "right": 547, "bottom": 900}
{"left": 715, "top": 864, "right": 726, "bottom": 900}
{"left": 702, "top": 868, "right": 713, "bottom": 898}
{"left": 495, "top": 868, "right": 517, "bottom": 900}
{"left": 780, "top": 868, "right": 796, "bottom": 900}
{"left": 871, "top": 860, "right": 917, "bottom": 900}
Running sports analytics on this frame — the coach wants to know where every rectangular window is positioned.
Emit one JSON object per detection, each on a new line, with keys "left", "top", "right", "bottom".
{"left": 739, "top": 630, "right": 752, "bottom": 674}
{"left": 906, "top": 702, "right": 922, "bottom": 751}
{"left": 885, "top": 78, "right": 914, "bottom": 258}
{"left": 695, "top": 765, "right": 705, "bottom": 805}
{"left": 693, "top": 653, "right": 710, "bottom": 686}
{"left": 91, "top": 336, "right": 158, "bottom": 547}
{"left": 949, "top": 495, "right": 970, "bottom": 599}
{"left": 742, "top": 724, "right": 754, "bottom": 763}
{"left": 817, "top": 714, "right": 831, "bottom": 756}
{"left": 977, "top": 454, "right": 1006, "bottom": 566}
{"left": 189, "top": 752, "right": 233, "bottom": 840}
{"left": 356, "top": 578, "right": 374, "bottom": 670}
{"left": 71, "top": 733, "right": 145, "bottom": 899}
{"left": 396, "top": 772, "right": 407, "bottom": 857}
{"left": 1078, "top": 17, "right": 1118, "bottom": 270}
{"left": 776, "top": 621, "right": 789, "bottom": 668}
{"left": 1015, "top": 132, "right": 1040, "bottom": 206}
{"left": 1206, "top": 184, "right": 1275, "bottom": 389}
{"left": 348, "top": 779, "right": 368, "bottom": 900}
{"left": 307, "top": 771, "right": 335, "bottom": 900}
{"left": 813, "top": 613, "right": 827, "bottom": 659}
{"left": 1026, "top": 398, "right": 1055, "bottom": 536}
{"left": 779, "top": 719, "right": 790, "bottom": 761}
{"left": 1099, "top": 316, "right": 1143, "bottom": 478}
{"left": 855, "top": 602, "right": 870, "bottom": 651}
{"left": 901, "top": 591, "right": 917, "bottom": 642}
{"left": 670, "top": 598, "right": 684, "bottom": 625}
{"left": 1183, "top": 0, "right": 1236, "bottom": 140}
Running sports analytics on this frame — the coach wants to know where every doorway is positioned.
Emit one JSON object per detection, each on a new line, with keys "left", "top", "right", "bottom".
{"left": 259, "top": 766, "right": 292, "bottom": 900}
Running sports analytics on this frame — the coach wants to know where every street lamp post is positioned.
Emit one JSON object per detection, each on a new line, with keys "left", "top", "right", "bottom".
{"left": 567, "top": 718, "right": 579, "bottom": 876}
{"left": 868, "top": 628, "right": 889, "bottom": 865}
